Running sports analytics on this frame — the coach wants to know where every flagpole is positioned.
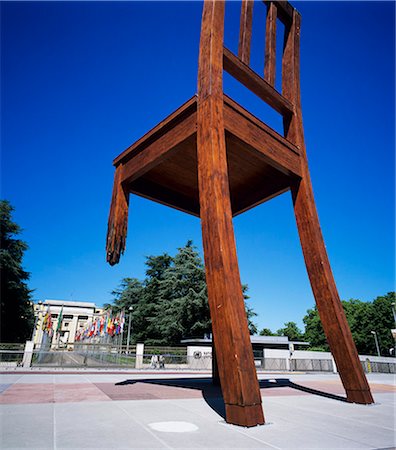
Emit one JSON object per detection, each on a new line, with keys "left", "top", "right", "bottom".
{"left": 126, "top": 306, "right": 133, "bottom": 355}
{"left": 56, "top": 304, "right": 64, "bottom": 350}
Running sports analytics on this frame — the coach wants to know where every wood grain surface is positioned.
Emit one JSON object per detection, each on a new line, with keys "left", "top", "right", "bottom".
{"left": 106, "top": 0, "right": 374, "bottom": 427}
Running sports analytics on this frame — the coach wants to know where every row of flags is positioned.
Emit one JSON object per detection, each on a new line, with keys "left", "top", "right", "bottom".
{"left": 40, "top": 306, "right": 125, "bottom": 342}
{"left": 41, "top": 306, "right": 64, "bottom": 337}
{"left": 74, "top": 311, "right": 125, "bottom": 342}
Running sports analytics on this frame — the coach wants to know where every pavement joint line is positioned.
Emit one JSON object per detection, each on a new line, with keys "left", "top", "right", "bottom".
{"left": 266, "top": 396, "right": 394, "bottom": 432}
{"left": 168, "top": 397, "right": 283, "bottom": 450}
{"left": 114, "top": 401, "right": 173, "bottom": 449}
{"left": 53, "top": 402, "right": 57, "bottom": 450}
{"left": 7, "top": 374, "right": 23, "bottom": 385}
{"left": 265, "top": 399, "right": 383, "bottom": 449}
{"left": 271, "top": 415, "right": 375, "bottom": 450}
{"left": 217, "top": 421, "right": 283, "bottom": 450}
{"left": 1, "top": 373, "right": 393, "bottom": 449}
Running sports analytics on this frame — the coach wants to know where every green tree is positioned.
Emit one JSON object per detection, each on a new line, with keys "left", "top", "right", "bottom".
{"left": 242, "top": 284, "right": 258, "bottom": 335}
{"left": 303, "top": 305, "right": 328, "bottom": 351}
{"left": 0, "top": 200, "right": 34, "bottom": 342}
{"left": 303, "top": 293, "right": 396, "bottom": 356}
{"left": 154, "top": 241, "right": 210, "bottom": 345}
{"left": 341, "top": 298, "right": 373, "bottom": 354}
{"left": 259, "top": 328, "right": 276, "bottom": 336}
{"left": 135, "top": 253, "right": 173, "bottom": 344}
{"left": 105, "top": 277, "right": 144, "bottom": 313}
{"left": 109, "top": 241, "right": 259, "bottom": 345}
{"left": 104, "top": 277, "right": 145, "bottom": 344}
{"left": 276, "top": 321, "right": 304, "bottom": 341}
{"left": 367, "top": 293, "right": 395, "bottom": 356}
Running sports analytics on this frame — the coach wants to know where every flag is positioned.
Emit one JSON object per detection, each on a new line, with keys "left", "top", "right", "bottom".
{"left": 106, "top": 313, "right": 112, "bottom": 335}
{"left": 42, "top": 307, "right": 53, "bottom": 335}
{"left": 42, "top": 312, "right": 49, "bottom": 331}
{"left": 120, "top": 310, "right": 125, "bottom": 334}
{"left": 56, "top": 305, "right": 63, "bottom": 333}
{"left": 46, "top": 308, "right": 53, "bottom": 336}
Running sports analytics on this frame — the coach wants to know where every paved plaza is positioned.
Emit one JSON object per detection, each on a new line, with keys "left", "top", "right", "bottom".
{"left": 0, "top": 370, "right": 394, "bottom": 449}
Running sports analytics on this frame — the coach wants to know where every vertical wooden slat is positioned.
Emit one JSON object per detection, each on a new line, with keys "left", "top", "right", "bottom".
{"left": 282, "top": 11, "right": 374, "bottom": 405}
{"left": 197, "top": 0, "right": 265, "bottom": 427}
{"left": 264, "top": 2, "right": 277, "bottom": 85}
{"left": 238, "top": 0, "right": 254, "bottom": 65}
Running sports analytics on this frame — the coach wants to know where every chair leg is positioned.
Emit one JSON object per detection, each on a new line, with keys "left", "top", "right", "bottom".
{"left": 197, "top": 98, "right": 264, "bottom": 427}
{"left": 292, "top": 178, "right": 374, "bottom": 404}
{"left": 212, "top": 344, "right": 220, "bottom": 386}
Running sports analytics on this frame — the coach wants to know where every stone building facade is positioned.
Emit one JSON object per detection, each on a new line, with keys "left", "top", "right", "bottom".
{"left": 33, "top": 299, "right": 103, "bottom": 348}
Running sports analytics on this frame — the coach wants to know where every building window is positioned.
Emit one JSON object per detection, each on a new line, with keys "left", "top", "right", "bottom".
{"left": 63, "top": 315, "right": 73, "bottom": 320}
{"left": 78, "top": 315, "right": 88, "bottom": 320}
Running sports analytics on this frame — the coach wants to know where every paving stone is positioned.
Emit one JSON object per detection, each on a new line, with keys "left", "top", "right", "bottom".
{"left": 0, "top": 371, "right": 394, "bottom": 449}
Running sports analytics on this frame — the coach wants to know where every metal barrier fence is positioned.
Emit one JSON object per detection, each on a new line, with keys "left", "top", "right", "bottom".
{"left": 291, "top": 359, "right": 333, "bottom": 372}
{"left": 361, "top": 359, "right": 396, "bottom": 374}
{"left": 1, "top": 350, "right": 395, "bottom": 373}
{"left": 0, "top": 351, "right": 209, "bottom": 370}
{"left": 255, "top": 358, "right": 288, "bottom": 371}
{"left": 0, "top": 350, "right": 24, "bottom": 367}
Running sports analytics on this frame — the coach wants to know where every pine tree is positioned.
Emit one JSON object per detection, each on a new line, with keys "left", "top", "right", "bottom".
{"left": 242, "top": 285, "right": 259, "bottom": 335}
{"left": 107, "top": 277, "right": 144, "bottom": 313}
{"left": 138, "top": 253, "right": 172, "bottom": 344}
{"left": 110, "top": 241, "right": 259, "bottom": 345}
{"left": 155, "top": 241, "right": 210, "bottom": 345}
{"left": 0, "top": 200, "right": 34, "bottom": 342}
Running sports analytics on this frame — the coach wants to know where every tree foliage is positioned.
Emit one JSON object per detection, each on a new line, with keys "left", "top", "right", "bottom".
{"left": 276, "top": 321, "right": 304, "bottom": 341}
{"left": 0, "top": 200, "right": 34, "bottom": 342}
{"left": 303, "top": 305, "right": 328, "bottom": 351}
{"left": 259, "top": 322, "right": 303, "bottom": 341}
{"left": 259, "top": 328, "right": 276, "bottom": 336}
{"left": 108, "top": 241, "right": 258, "bottom": 345}
{"left": 303, "top": 292, "right": 396, "bottom": 356}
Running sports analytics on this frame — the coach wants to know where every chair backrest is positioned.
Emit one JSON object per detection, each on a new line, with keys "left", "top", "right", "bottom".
{"left": 197, "top": 0, "right": 302, "bottom": 141}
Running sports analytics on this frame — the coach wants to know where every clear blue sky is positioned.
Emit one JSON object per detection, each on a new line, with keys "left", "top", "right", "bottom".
{"left": 2, "top": 1, "right": 395, "bottom": 333}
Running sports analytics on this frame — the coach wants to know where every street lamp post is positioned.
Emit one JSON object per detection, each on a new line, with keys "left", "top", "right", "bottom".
{"left": 371, "top": 330, "right": 380, "bottom": 357}
{"left": 126, "top": 306, "right": 133, "bottom": 354}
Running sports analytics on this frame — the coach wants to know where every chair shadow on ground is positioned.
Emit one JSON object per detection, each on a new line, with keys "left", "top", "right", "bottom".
{"left": 115, "top": 377, "right": 348, "bottom": 420}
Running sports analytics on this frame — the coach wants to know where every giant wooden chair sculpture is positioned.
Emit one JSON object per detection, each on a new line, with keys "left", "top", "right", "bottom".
{"left": 106, "top": 0, "right": 374, "bottom": 427}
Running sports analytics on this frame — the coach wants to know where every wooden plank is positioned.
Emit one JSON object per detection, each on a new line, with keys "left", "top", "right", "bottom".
{"left": 223, "top": 102, "right": 301, "bottom": 177}
{"left": 233, "top": 185, "right": 289, "bottom": 216}
{"left": 282, "top": 11, "right": 374, "bottom": 405}
{"left": 223, "top": 47, "right": 294, "bottom": 117}
{"left": 113, "top": 96, "right": 197, "bottom": 166}
{"left": 121, "top": 113, "right": 197, "bottom": 185}
{"left": 263, "top": 1, "right": 294, "bottom": 25}
{"left": 197, "top": 0, "right": 264, "bottom": 427}
{"left": 238, "top": 0, "right": 254, "bottom": 65}
{"left": 224, "top": 95, "right": 299, "bottom": 154}
{"left": 264, "top": 2, "right": 277, "bottom": 85}
{"left": 130, "top": 178, "right": 200, "bottom": 217}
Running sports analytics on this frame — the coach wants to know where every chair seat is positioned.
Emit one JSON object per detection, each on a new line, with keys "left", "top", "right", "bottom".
{"left": 114, "top": 94, "right": 301, "bottom": 217}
